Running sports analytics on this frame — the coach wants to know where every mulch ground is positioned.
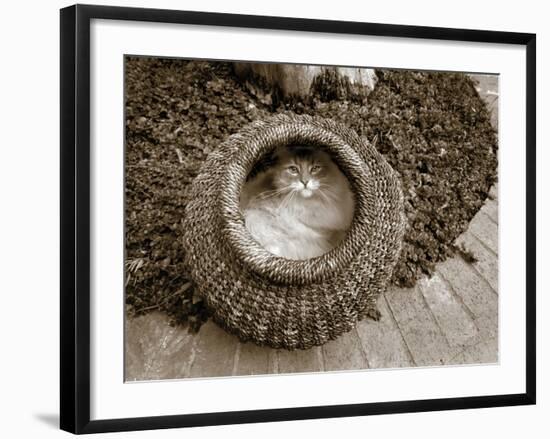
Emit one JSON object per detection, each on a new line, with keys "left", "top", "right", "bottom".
{"left": 124, "top": 57, "right": 497, "bottom": 331}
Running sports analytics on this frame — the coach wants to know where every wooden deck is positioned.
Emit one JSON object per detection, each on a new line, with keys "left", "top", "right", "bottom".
{"left": 125, "top": 73, "right": 499, "bottom": 381}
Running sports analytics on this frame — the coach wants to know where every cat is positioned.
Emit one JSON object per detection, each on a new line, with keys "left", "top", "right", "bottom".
{"left": 240, "top": 145, "right": 355, "bottom": 260}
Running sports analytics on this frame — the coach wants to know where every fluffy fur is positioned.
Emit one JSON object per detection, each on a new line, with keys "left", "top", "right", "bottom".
{"left": 240, "top": 145, "right": 355, "bottom": 260}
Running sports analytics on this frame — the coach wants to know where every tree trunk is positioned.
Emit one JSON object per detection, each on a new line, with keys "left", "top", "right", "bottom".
{"left": 233, "top": 63, "right": 377, "bottom": 104}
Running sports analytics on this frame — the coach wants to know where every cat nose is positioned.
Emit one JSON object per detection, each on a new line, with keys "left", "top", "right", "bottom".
{"left": 300, "top": 179, "right": 309, "bottom": 187}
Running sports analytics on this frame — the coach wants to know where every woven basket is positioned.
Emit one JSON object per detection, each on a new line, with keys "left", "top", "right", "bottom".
{"left": 183, "top": 114, "right": 406, "bottom": 350}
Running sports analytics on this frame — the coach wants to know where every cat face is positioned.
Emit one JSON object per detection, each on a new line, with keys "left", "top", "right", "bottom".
{"left": 271, "top": 146, "right": 335, "bottom": 199}
{"left": 242, "top": 144, "right": 355, "bottom": 260}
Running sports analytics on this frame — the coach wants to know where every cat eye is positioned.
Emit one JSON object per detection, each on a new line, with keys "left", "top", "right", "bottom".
{"left": 310, "top": 165, "right": 322, "bottom": 173}
{"left": 287, "top": 166, "right": 299, "bottom": 174}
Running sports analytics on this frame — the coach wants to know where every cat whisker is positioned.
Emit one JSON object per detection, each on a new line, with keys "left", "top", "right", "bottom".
{"left": 279, "top": 189, "right": 297, "bottom": 211}
{"left": 251, "top": 187, "right": 290, "bottom": 201}
{"left": 280, "top": 191, "right": 293, "bottom": 210}
{"left": 256, "top": 188, "right": 287, "bottom": 198}
{"left": 264, "top": 186, "right": 290, "bottom": 195}
{"left": 318, "top": 185, "right": 340, "bottom": 201}
{"left": 318, "top": 183, "right": 339, "bottom": 192}
{"left": 317, "top": 189, "right": 333, "bottom": 205}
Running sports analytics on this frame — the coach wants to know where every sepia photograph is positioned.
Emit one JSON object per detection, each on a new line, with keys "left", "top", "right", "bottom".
{"left": 124, "top": 56, "right": 499, "bottom": 381}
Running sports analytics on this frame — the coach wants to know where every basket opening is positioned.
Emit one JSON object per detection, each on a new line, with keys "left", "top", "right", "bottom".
{"left": 240, "top": 144, "right": 356, "bottom": 261}
{"left": 219, "top": 121, "right": 376, "bottom": 286}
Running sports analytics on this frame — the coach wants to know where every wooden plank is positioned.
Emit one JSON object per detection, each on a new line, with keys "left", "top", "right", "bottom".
{"left": 151, "top": 324, "right": 198, "bottom": 380}
{"left": 471, "top": 74, "right": 499, "bottom": 130}
{"left": 322, "top": 328, "right": 368, "bottom": 372}
{"left": 451, "top": 336, "right": 498, "bottom": 365}
{"left": 268, "top": 349, "right": 279, "bottom": 374}
{"left": 418, "top": 274, "right": 478, "bottom": 348}
{"left": 480, "top": 199, "right": 498, "bottom": 224}
{"left": 234, "top": 341, "right": 273, "bottom": 376}
{"left": 132, "top": 313, "right": 169, "bottom": 380}
{"left": 437, "top": 258, "right": 498, "bottom": 340}
{"left": 385, "top": 286, "right": 455, "bottom": 367}
{"left": 125, "top": 315, "right": 146, "bottom": 381}
{"left": 277, "top": 346, "right": 324, "bottom": 374}
{"left": 456, "top": 230, "right": 499, "bottom": 293}
{"left": 125, "top": 312, "right": 197, "bottom": 381}
{"left": 355, "top": 295, "right": 414, "bottom": 369}
{"left": 188, "top": 320, "right": 240, "bottom": 378}
{"left": 468, "top": 212, "right": 498, "bottom": 255}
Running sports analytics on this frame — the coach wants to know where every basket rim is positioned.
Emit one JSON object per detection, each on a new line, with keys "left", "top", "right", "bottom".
{"left": 218, "top": 118, "right": 377, "bottom": 286}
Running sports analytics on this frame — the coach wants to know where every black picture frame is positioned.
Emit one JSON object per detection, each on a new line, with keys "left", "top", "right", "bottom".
{"left": 60, "top": 4, "right": 536, "bottom": 434}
